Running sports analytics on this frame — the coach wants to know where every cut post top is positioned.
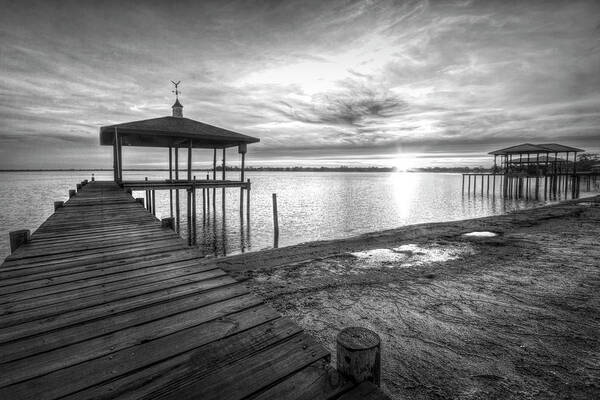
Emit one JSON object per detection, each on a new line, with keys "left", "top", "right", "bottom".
{"left": 337, "top": 327, "right": 381, "bottom": 351}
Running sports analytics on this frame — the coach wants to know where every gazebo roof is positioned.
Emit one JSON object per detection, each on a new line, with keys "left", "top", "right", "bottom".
{"left": 488, "top": 143, "right": 585, "bottom": 155}
{"left": 536, "top": 143, "right": 585, "bottom": 153}
{"left": 99, "top": 116, "right": 260, "bottom": 149}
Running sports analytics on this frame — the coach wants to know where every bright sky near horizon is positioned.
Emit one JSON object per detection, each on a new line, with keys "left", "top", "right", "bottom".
{"left": 1, "top": 0, "right": 599, "bottom": 169}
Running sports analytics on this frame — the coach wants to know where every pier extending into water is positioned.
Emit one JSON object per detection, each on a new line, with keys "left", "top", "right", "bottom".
{"left": 0, "top": 180, "right": 388, "bottom": 399}
{"left": 461, "top": 143, "right": 599, "bottom": 200}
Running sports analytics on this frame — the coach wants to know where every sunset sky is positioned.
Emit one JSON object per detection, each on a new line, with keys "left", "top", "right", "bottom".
{"left": 1, "top": 0, "right": 599, "bottom": 169}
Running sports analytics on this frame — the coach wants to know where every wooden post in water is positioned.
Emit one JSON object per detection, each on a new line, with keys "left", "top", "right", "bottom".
{"left": 336, "top": 327, "right": 381, "bottom": 386}
{"left": 272, "top": 193, "right": 279, "bottom": 247}
{"left": 473, "top": 174, "right": 476, "bottom": 196}
{"left": 9, "top": 229, "right": 30, "bottom": 254}
{"left": 69, "top": 189, "right": 76, "bottom": 198}
{"left": 461, "top": 174, "right": 465, "bottom": 194}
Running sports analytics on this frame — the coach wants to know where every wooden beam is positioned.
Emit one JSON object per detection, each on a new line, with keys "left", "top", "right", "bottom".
{"left": 187, "top": 140, "right": 192, "bottom": 181}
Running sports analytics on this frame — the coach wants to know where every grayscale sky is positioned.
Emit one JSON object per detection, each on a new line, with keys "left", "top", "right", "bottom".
{"left": 1, "top": 0, "right": 599, "bottom": 169}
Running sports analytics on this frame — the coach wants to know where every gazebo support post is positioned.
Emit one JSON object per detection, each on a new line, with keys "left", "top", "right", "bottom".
{"left": 175, "top": 146, "right": 180, "bottom": 234}
{"left": 169, "top": 146, "right": 173, "bottom": 218}
{"left": 112, "top": 137, "right": 118, "bottom": 182}
{"left": 187, "top": 188, "right": 192, "bottom": 246}
{"left": 239, "top": 144, "right": 247, "bottom": 216}
{"left": 117, "top": 132, "right": 123, "bottom": 183}
{"left": 212, "top": 149, "right": 217, "bottom": 213}
{"left": 222, "top": 148, "right": 226, "bottom": 210}
{"left": 192, "top": 179, "right": 197, "bottom": 244}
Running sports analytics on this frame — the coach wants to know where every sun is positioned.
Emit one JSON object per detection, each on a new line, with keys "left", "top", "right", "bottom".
{"left": 393, "top": 154, "right": 416, "bottom": 172}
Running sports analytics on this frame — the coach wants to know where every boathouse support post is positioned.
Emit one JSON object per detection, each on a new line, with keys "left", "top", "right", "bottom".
{"left": 461, "top": 174, "right": 464, "bottom": 194}
{"left": 467, "top": 175, "right": 471, "bottom": 195}
{"left": 481, "top": 174, "right": 484, "bottom": 196}
{"left": 336, "top": 327, "right": 381, "bottom": 386}
{"left": 9, "top": 229, "right": 30, "bottom": 254}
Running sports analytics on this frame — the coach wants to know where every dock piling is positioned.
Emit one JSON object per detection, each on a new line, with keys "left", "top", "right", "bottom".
{"left": 54, "top": 201, "right": 64, "bottom": 211}
{"left": 272, "top": 192, "right": 279, "bottom": 248}
{"left": 336, "top": 327, "right": 381, "bottom": 386}
{"left": 9, "top": 229, "right": 30, "bottom": 254}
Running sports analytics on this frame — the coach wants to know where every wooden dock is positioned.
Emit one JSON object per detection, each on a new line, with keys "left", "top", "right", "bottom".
{"left": 0, "top": 181, "right": 386, "bottom": 399}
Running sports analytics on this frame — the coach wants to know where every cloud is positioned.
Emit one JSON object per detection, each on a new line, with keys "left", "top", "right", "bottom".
{"left": 0, "top": 0, "right": 599, "bottom": 169}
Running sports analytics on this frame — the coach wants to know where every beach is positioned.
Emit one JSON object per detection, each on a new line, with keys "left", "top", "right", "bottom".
{"left": 215, "top": 195, "right": 600, "bottom": 399}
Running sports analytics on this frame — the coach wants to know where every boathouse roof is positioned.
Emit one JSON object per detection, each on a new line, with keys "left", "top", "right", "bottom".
{"left": 488, "top": 143, "right": 584, "bottom": 155}
{"left": 99, "top": 116, "right": 260, "bottom": 149}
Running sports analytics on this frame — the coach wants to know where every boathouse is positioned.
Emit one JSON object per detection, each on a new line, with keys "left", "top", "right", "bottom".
{"left": 462, "top": 143, "right": 591, "bottom": 200}
{"left": 99, "top": 95, "right": 259, "bottom": 245}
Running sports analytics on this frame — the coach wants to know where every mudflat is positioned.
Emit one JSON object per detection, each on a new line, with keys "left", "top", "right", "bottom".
{"left": 216, "top": 196, "right": 600, "bottom": 400}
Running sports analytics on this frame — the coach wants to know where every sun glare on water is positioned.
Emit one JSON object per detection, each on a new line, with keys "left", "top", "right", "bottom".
{"left": 393, "top": 155, "right": 416, "bottom": 172}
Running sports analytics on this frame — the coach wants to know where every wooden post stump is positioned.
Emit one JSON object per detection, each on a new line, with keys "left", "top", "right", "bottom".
{"left": 76, "top": 183, "right": 82, "bottom": 191}
{"left": 336, "top": 327, "right": 381, "bottom": 386}
{"left": 161, "top": 217, "right": 175, "bottom": 231}
{"left": 54, "top": 201, "right": 64, "bottom": 211}
{"left": 9, "top": 229, "right": 30, "bottom": 254}
{"left": 69, "top": 189, "right": 76, "bottom": 198}
{"left": 135, "top": 197, "right": 144, "bottom": 205}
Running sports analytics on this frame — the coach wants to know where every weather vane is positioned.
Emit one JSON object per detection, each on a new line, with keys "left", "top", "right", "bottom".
{"left": 171, "top": 80, "right": 181, "bottom": 99}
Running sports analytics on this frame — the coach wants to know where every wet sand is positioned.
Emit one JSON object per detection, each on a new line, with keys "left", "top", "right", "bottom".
{"left": 215, "top": 196, "right": 600, "bottom": 399}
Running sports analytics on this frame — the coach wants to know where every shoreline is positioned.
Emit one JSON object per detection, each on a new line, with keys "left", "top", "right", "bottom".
{"left": 216, "top": 194, "right": 598, "bottom": 275}
{"left": 214, "top": 195, "right": 600, "bottom": 399}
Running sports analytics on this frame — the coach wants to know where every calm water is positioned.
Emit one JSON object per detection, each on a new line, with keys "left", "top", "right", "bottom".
{"left": 0, "top": 171, "right": 589, "bottom": 260}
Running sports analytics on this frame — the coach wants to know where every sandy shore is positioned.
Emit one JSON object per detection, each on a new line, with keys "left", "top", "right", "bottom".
{"left": 215, "top": 196, "right": 600, "bottom": 400}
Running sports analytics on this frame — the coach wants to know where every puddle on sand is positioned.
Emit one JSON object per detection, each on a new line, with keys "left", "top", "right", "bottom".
{"left": 462, "top": 231, "right": 498, "bottom": 238}
{"left": 350, "top": 243, "right": 474, "bottom": 269}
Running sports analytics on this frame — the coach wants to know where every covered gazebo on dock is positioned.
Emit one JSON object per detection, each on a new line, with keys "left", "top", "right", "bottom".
{"left": 99, "top": 93, "right": 259, "bottom": 244}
